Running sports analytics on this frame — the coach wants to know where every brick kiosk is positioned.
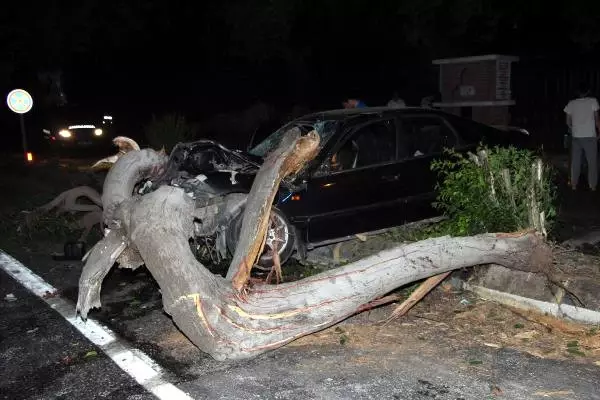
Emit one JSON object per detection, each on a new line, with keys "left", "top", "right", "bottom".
{"left": 432, "top": 54, "right": 519, "bottom": 127}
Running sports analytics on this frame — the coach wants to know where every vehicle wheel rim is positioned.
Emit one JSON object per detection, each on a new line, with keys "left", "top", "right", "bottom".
{"left": 263, "top": 213, "right": 289, "bottom": 258}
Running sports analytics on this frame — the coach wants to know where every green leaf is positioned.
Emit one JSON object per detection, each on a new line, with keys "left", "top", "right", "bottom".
{"left": 84, "top": 350, "right": 98, "bottom": 358}
{"left": 566, "top": 348, "right": 585, "bottom": 356}
{"left": 339, "top": 334, "right": 349, "bottom": 345}
{"left": 430, "top": 144, "right": 556, "bottom": 238}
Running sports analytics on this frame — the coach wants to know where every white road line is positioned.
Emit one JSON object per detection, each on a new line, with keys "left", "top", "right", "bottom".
{"left": 0, "top": 250, "right": 195, "bottom": 400}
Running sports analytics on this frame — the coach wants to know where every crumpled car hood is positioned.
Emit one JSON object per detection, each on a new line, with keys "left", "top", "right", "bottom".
{"left": 156, "top": 140, "right": 259, "bottom": 182}
{"left": 149, "top": 140, "right": 262, "bottom": 201}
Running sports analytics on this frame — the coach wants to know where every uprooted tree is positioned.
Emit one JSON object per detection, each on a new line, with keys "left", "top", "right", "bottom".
{"left": 76, "top": 128, "right": 552, "bottom": 361}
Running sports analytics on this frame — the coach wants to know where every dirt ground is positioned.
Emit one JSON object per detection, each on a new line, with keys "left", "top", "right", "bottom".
{"left": 145, "top": 283, "right": 600, "bottom": 369}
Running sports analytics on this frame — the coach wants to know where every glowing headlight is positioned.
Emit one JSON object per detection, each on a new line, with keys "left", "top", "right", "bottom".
{"left": 94, "top": 128, "right": 103, "bottom": 136}
{"left": 58, "top": 129, "right": 72, "bottom": 138}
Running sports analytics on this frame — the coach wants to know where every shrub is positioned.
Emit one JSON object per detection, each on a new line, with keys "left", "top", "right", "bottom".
{"left": 431, "top": 146, "right": 556, "bottom": 236}
{"left": 144, "top": 113, "right": 199, "bottom": 152}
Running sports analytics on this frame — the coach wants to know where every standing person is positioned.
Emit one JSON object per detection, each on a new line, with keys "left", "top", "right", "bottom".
{"left": 387, "top": 91, "right": 406, "bottom": 108}
{"left": 564, "top": 82, "right": 600, "bottom": 191}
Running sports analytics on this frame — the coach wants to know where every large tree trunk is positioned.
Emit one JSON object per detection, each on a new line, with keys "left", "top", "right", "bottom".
{"left": 226, "top": 129, "right": 320, "bottom": 290}
{"left": 77, "top": 130, "right": 551, "bottom": 361}
{"left": 101, "top": 148, "right": 167, "bottom": 227}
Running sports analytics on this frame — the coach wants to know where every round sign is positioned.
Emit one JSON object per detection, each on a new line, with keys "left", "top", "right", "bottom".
{"left": 6, "top": 89, "right": 33, "bottom": 114}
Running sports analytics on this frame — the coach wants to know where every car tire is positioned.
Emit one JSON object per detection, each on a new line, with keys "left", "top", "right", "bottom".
{"left": 226, "top": 207, "right": 295, "bottom": 268}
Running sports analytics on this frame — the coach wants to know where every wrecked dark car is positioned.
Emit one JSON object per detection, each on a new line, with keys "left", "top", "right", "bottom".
{"left": 155, "top": 107, "right": 531, "bottom": 267}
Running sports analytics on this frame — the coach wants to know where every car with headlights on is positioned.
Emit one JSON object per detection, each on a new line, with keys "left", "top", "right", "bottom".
{"left": 43, "top": 106, "right": 115, "bottom": 156}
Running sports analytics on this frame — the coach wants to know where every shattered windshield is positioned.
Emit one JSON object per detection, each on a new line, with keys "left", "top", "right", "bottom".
{"left": 249, "top": 120, "right": 338, "bottom": 157}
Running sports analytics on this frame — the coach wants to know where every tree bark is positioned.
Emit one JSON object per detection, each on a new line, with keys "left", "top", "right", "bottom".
{"left": 102, "top": 149, "right": 167, "bottom": 227}
{"left": 77, "top": 130, "right": 552, "bottom": 361}
{"left": 77, "top": 229, "right": 127, "bottom": 318}
{"left": 226, "top": 128, "right": 320, "bottom": 290}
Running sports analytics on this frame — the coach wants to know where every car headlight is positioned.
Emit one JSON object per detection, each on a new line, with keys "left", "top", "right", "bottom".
{"left": 94, "top": 128, "right": 103, "bottom": 136}
{"left": 58, "top": 129, "right": 72, "bottom": 138}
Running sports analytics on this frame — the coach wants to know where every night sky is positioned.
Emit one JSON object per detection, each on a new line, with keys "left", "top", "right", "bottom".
{"left": 2, "top": 1, "right": 600, "bottom": 149}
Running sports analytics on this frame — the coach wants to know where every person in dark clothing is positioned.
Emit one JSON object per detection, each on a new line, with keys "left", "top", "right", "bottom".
{"left": 342, "top": 98, "right": 367, "bottom": 109}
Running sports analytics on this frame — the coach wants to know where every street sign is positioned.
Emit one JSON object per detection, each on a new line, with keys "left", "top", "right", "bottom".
{"left": 6, "top": 89, "right": 33, "bottom": 114}
{"left": 6, "top": 89, "right": 34, "bottom": 164}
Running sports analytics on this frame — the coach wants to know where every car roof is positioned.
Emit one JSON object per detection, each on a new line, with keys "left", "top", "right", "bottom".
{"left": 296, "top": 106, "right": 445, "bottom": 122}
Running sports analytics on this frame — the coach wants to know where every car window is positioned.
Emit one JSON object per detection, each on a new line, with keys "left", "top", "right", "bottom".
{"left": 249, "top": 120, "right": 338, "bottom": 157}
{"left": 315, "top": 119, "right": 397, "bottom": 175}
{"left": 400, "top": 116, "right": 458, "bottom": 156}
{"left": 443, "top": 113, "right": 508, "bottom": 145}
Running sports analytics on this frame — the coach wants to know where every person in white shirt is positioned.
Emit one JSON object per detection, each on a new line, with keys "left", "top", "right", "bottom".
{"left": 564, "top": 83, "right": 600, "bottom": 191}
{"left": 387, "top": 91, "right": 406, "bottom": 108}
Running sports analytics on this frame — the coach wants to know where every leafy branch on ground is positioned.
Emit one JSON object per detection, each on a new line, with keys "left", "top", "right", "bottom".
{"left": 386, "top": 145, "right": 556, "bottom": 244}
{"left": 0, "top": 160, "right": 103, "bottom": 251}
{"left": 431, "top": 146, "right": 556, "bottom": 237}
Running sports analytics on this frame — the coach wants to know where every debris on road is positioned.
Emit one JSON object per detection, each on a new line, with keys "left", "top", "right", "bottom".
{"left": 514, "top": 330, "right": 538, "bottom": 340}
{"left": 532, "top": 389, "right": 575, "bottom": 397}
{"left": 84, "top": 350, "right": 98, "bottom": 359}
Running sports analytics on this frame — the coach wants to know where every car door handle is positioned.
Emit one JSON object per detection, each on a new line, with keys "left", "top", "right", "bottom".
{"left": 382, "top": 174, "right": 400, "bottom": 182}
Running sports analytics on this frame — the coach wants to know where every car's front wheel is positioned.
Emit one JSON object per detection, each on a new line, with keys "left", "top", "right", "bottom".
{"left": 226, "top": 207, "right": 295, "bottom": 268}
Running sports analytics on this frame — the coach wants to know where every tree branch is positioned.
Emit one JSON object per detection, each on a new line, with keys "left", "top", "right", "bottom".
{"left": 102, "top": 149, "right": 167, "bottom": 227}
{"left": 225, "top": 128, "right": 320, "bottom": 290}
{"left": 85, "top": 184, "right": 549, "bottom": 360}
{"left": 76, "top": 229, "right": 127, "bottom": 319}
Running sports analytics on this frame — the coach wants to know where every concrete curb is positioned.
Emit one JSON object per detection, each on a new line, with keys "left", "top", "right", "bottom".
{"left": 464, "top": 283, "right": 600, "bottom": 325}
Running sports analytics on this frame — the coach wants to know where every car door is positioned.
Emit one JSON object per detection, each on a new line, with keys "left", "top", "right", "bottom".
{"left": 396, "top": 114, "right": 462, "bottom": 223}
{"left": 299, "top": 117, "right": 408, "bottom": 243}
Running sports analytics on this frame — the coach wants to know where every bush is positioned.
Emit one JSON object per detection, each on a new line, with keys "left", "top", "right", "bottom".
{"left": 144, "top": 113, "right": 199, "bottom": 152}
{"left": 431, "top": 146, "right": 557, "bottom": 236}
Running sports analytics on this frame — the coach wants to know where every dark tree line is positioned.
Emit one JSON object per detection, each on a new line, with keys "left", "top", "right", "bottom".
{"left": 2, "top": 1, "right": 600, "bottom": 110}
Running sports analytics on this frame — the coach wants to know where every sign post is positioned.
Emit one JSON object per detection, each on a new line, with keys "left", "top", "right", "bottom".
{"left": 6, "top": 89, "right": 34, "bottom": 163}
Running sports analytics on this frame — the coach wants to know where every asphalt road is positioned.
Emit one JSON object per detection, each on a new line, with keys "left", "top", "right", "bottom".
{"left": 0, "top": 269, "right": 153, "bottom": 400}
{"left": 2, "top": 258, "right": 600, "bottom": 400}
